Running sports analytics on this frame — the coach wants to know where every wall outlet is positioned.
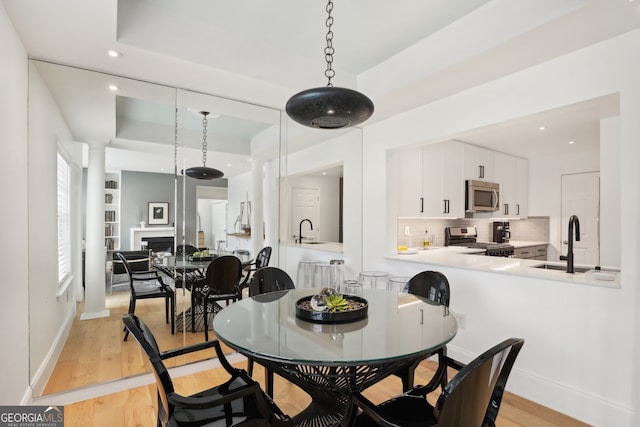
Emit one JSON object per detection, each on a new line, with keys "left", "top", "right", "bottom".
{"left": 455, "top": 312, "right": 466, "bottom": 329}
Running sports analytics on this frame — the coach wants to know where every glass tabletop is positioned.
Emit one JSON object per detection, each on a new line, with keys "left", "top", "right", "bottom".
{"left": 213, "top": 288, "right": 457, "bottom": 366}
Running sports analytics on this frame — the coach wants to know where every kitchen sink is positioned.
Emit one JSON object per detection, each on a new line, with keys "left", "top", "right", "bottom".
{"left": 304, "top": 241, "right": 325, "bottom": 245}
{"left": 532, "top": 263, "right": 592, "bottom": 273}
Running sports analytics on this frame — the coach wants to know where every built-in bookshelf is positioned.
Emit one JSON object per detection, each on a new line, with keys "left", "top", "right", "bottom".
{"left": 104, "top": 172, "right": 121, "bottom": 251}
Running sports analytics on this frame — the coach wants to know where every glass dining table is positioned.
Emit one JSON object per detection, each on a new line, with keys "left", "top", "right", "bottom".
{"left": 152, "top": 253, "right": 252, "bottom": 332}
{"left": 212, "top": 288, "right": 458, "bottom": 427}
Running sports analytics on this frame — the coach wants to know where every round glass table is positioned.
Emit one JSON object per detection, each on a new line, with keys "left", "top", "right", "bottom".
{"left": 213, "top": 288, "right": 458, "bottom": 426}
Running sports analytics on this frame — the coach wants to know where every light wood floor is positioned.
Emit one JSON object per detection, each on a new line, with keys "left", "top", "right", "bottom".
{"left": 60, "top": 360, "right": 590, "bottom": 427}
{"left": 48, "top": 294, "right": 590, "bottom": 426}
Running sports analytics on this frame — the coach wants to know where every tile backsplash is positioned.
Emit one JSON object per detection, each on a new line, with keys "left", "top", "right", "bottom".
{"left": 397, "top": 216, "right": 550, "bottom": 247}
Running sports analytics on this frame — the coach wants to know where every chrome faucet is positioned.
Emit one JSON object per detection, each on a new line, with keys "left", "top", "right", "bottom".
{"left": 297, "top": 219, "right": 313, "bottom": 244}
{"left": 560, "top": 215, "right": 581, "bottom": 273}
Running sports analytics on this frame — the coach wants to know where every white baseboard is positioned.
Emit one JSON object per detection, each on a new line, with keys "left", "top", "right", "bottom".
{"left": 29, "top": 309, "right": 75, "bottom": 397}
{"left": 447, "top": 344, "right": 633, "bottom": 426}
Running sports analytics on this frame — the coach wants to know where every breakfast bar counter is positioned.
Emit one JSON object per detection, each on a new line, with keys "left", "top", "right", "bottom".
{"left": 387, "top": 246, "right": 620, "bottom": 288}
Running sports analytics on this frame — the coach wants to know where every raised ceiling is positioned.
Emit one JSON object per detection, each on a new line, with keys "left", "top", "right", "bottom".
{"left": 4, "top": 0, "right": 639, "bottom": 172}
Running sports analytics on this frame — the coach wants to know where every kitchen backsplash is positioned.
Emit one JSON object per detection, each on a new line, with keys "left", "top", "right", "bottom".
{"left": 397, "top": 216, "right": 550, "bottom": 247}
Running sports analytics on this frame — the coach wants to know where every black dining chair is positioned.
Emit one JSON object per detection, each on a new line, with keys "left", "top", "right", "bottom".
{"left": 175, "top": 243, "right": 199, "bottom": 256}
{"left": 116, "top": 252, "right": 175, "bottom": 341}
{"left": 352, "top": 338, "right": 525, "bottom": 427}
{"left": 202, "top": 255, "right": 243, "bottom": 341}
{"left": 393, "top": 270, "right": 451, "bottom": 392}
{"left": 240, "top": 246, "right": 272, "bottom": 290}
{"left": 122, "top": 314, "right": 292, "bottom": 427}
{"left": 246, "top": 267, "right": 295, "bottom": 397}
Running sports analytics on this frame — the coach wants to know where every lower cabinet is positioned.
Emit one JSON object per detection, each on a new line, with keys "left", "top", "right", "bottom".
{"left": 514, "top": 244, "right": 547, "bottom": 260}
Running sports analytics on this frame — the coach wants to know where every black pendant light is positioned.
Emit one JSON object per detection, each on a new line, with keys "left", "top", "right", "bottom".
{"left": 183, "top": 111, "right": 224, "bottom": 180}
{"left": 286, "top": 0, "right": 374, "bottom": 129}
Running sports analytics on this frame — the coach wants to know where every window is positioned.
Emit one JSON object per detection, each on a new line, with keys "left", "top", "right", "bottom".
{"left": 57, "top": 152, "right": 71, "bottom": 286}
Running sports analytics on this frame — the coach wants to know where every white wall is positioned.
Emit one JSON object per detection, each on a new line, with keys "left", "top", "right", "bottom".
{"left": 600, "top": 116, "right": 621, "bottom": 267}
{"left": 365, "top": 30, "right": 640, "bottom": 426}
{"left": 27, "top": 62, "right": 84, "bottom": 396}
{"left": 0, "top": 2, "right": 30, "bottom": 405}
{"left": 529, "top": 149, "right": 600, "bottom": 263}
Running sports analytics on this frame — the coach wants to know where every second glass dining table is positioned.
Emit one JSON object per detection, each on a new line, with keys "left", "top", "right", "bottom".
{"left": 153, "top": 253, "right": 252, "bottom": 332}
{"left": 213, "top": 288, "right": 458, "bottom": 427}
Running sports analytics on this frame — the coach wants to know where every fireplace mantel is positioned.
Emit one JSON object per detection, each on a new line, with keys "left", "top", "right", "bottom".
{"left": 130, "top": 227, "right": 175, "bottom": 250}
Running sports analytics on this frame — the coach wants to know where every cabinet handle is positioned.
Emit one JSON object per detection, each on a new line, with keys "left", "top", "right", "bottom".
{"left": 516, "top": 204, "right": 520, "bottom": 215}
{"left": 443, "top": 199, "right": 450, "bottom": 214}
{"left": 420, "top": 197, "right": 424, "bottom": 213}
{"left": 479, "top": 165, "right": 484, "bottom": 179}
{"left": 504, "top": 204, "right": 509, "bottom": 215}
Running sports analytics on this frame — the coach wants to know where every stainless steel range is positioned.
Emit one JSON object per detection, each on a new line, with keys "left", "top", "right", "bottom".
{"left": 445, "top": 226, "right": 515, "bottom": 257}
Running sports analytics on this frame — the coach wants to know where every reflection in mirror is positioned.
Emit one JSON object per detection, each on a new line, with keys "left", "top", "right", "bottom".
{"left": 28, "top": 60, "right": 284, "bottom": 397}
{"left": 279, "top": 123, "right": 363, "bottom": 282}
{"left": 286, "top": 164, "right": 343, "bottom": 244}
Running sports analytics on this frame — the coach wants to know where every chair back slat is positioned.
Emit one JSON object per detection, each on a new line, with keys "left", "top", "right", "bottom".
{"left": 255, "top": 246, "right": 272, "bottom": 270}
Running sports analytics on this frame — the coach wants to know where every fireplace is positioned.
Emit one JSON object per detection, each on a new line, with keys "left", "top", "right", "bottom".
{"left": 142, "top": 236, "right": 174, "bottom": 254}
{"left": 130, "top": 226, "right": 174, "bottom": 251}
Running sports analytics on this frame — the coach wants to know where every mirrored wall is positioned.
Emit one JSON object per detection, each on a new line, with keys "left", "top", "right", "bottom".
{"left": 28, "top": 59, "right": 364, "bottom": 396}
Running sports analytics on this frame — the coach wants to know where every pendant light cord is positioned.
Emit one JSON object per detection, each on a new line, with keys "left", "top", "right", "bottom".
{"left": 201, "top": 111, "right": 209, "bottom": 167}
{"left": 324, "top": 0, "right": 335, "bottom": 87}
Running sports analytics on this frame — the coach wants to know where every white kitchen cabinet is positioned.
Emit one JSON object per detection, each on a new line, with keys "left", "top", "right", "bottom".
{"left": 515, "top": 157, "right": 529, "bottom": 218}
{"left": 438, "top": 141, "right": 465, "bottom": 218}
{"left": 397, "top": 141, "right": 464, "bottom": 218}
{"left": 493, "top": 152, "right": 528, "bottom": 219}
{"left": 464, "top": 144, "right": 494, "bottom": 182}
{"left": 396, "top": 146, "right": 424, "bottom": 217}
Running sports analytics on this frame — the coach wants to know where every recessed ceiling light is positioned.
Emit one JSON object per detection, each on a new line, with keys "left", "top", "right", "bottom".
{"left": 539, "top": 126, "right": 546, "bottom": 131}
{"left": 322, "top": 171, "right": 327, "bottom": 175}
{"left": 108, "top": 84, "right": 119, "bottom": 92}
{"left": 568, "top": 140, "right": 575, "bottom": 145}
{"left": 107, "top": 50, "right": 122, "bottom": 58}
{"left": 227, "top": 163, "right": 231, "bottom": 167}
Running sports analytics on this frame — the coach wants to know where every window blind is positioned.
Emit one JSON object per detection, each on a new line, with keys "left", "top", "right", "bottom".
{"left": 57, "top": 153, "right": 71, "bottom": 285}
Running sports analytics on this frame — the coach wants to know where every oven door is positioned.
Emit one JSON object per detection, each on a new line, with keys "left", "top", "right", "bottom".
{"left": 466, "top": 180, "right": 499, "bottom": 212}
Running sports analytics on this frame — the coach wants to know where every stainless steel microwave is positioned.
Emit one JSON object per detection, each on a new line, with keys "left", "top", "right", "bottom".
{"left": 466, "top": 180, "right": 500, "bottom": 212}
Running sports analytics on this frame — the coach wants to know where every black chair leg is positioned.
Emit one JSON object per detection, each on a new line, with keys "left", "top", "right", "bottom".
{"left": 203, "top": 297, "right": 210, "bottom": 341}
{"left": 247, "top": 358, "right": 254, "bottom": 376}
{"left": 265, "top": 368, "right": 274, "bottom": 398}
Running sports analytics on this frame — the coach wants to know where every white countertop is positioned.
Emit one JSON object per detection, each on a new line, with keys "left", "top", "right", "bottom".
{"left": 283, "top": 241, "right": 343, "bottom": 253}
{"left": 388, "top": 246, "right": 620, "bottom": 288}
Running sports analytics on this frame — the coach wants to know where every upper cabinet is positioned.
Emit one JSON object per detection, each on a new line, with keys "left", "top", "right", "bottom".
{"left": 395, "top": 141, "right": 528, "bottom": 220}
{"left": 492, "top": 153, "right": 528, "bottom": 219}
{"left": 464, "top": 144, "right": 494, "bottom": 182}
{"left": 397, "top": 141, "right": 464, "bottom": 218}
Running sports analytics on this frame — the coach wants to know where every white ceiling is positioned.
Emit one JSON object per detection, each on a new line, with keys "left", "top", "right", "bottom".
{"left": 4, "top": 0, "right": 639, "bottom": 173}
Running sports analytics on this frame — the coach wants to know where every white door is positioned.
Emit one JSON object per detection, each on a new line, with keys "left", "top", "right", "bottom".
{"left": 561, "top": 172, "right": 600, "bottom": 265}
{"left": 291, "top": 188, "right": 319, "bottom": 241}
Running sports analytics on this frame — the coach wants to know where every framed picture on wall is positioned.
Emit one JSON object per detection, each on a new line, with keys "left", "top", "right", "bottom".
{"left": 148, "top": 202, "right": 169, "bottom": 225}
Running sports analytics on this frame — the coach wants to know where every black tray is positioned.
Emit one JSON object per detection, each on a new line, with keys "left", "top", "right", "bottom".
{"left": 187, "top": 255, "right": 214, "bottom": 262}
{"left": 295, "top": 295, "right": 368, "bottom": 324}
